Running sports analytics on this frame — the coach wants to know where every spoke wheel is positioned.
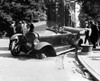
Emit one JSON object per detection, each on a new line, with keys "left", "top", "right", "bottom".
{"left": 10, "top": 40, "right": 20, "bottom": 56}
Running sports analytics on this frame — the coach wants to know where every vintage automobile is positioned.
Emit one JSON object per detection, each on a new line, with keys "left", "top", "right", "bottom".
{"left": 9, "top": 22, "right": 85, "bottom": 58}
{"left": 9, "top": 32, "right": 56, "bottom": 58}
{"left": 33, "top": 23, "right": 85, "bottom": 55}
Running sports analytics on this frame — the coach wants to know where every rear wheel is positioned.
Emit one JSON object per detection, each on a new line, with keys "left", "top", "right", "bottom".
{"left": 10, "top": 40, "right": 20, "bottom": 56}
{"left": 37, "top": 46, "right": 56, "bottom": 59}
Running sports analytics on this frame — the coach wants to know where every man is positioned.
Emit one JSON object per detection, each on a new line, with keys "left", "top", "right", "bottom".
{"left": 21, "top": 21, "right": 28, "bottom": 36}
{"left": 25, "top": 23, "right": 46, "bottom": 58}
{"left": 15, "top": 21, "right": 23, "bottom": 33}
{"left": 25, "top": 23, "right": 36, "bottom": 44}
{"left": 96, "top": 22, "right": 100, "bottom": 46}
{"left": 84, "top": 21, "right": 91, "bottom": 44}
{"left": 89, "top": 21, "right": 99, "bottom": 48}
{"left": 25, "top": 23, "right": 36, "bottom": 55}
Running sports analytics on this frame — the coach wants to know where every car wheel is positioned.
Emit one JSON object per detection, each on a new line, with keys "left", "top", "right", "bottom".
{"left": 10, "top": 40, "right": 20, "bottom": 56}
{"left": 41, "top": 46, "right": 56, "bottom": 57}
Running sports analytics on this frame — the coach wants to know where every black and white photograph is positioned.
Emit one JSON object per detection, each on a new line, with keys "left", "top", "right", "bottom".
{"left": 0, "top": 0, "right": 100, "bottom": 81}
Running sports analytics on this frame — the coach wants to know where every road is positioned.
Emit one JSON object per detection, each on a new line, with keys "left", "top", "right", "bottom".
{"left": 0, "top": 39, "right": 90, "bottom": 81}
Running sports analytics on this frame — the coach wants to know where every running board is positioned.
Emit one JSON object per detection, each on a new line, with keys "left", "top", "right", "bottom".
{"left": 54, "top": 45, "right": 75, "bottom": 55}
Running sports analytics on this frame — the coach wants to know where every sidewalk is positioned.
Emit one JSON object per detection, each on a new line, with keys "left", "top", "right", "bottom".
{"left": 63, "top": 51, "right": 90, "bottom": 81}
{"left": 77, "top": 46, "right": 100, "bottom": 81}
{"left": 0, "top": 38, "right": 92, "bottom": 81}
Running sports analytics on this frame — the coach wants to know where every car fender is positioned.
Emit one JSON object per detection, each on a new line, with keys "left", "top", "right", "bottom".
{"left": 34, "top": 42, "right": 53, "bottom": 50}
{"left": 10, "top": 33, "right": 22, "bottom": 41}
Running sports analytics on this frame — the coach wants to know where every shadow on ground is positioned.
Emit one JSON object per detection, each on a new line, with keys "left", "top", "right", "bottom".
{"left": 0, "top": 51, "right": 39, "bottom": 61}
{"left": 67, "top": 52, "right": 76, "bottom": 58}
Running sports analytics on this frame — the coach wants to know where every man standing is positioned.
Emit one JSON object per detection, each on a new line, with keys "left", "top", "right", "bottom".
{"left": 15, "top": 21, "right": 23, "bottom": 34}
{"left": 21, "top": 21, "right": 28, "bottom": 36}
{"left": 89, "top": 21, "right": 99, "bottom": 48}
{"left": 84, "top": 21, "right": 91, "bottom": 44}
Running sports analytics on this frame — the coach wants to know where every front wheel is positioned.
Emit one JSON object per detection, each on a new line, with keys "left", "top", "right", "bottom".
{"left": 10, "top": 40, "right": 20, "bottom": 56}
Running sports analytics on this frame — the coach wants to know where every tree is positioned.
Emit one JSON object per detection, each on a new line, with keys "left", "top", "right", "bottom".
{"left": 76, "top": 0, "right": 100, "bottom": 22}
{"left": 0, "top": 0, "right": 47, "bottom": 22}
{"left": 0, "top": 0, "right": 47, "bottom": 35}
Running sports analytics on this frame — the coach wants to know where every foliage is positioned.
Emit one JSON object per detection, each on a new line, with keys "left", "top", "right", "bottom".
{"left": 0, "top": 0, "right": 47, "bottom": 23}
{"left": 76, "top": 0, "right": 100, "bottom": 22}
{"left": 0, "top": 0, "right": 47, "bottom": 36}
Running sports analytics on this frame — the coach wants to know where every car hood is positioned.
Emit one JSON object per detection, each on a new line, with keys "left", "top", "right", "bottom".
{"left": 35, "top": 30, "right": 59, "bottom": 37}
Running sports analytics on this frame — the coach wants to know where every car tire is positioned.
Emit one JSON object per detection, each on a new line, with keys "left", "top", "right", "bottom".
{"left": 10, "top": 40, "right": 20, "bottom": 56}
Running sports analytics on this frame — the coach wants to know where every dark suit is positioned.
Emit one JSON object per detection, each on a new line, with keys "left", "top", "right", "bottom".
{"left": 90, "top": 24, "right": 99, "bottom": 48}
